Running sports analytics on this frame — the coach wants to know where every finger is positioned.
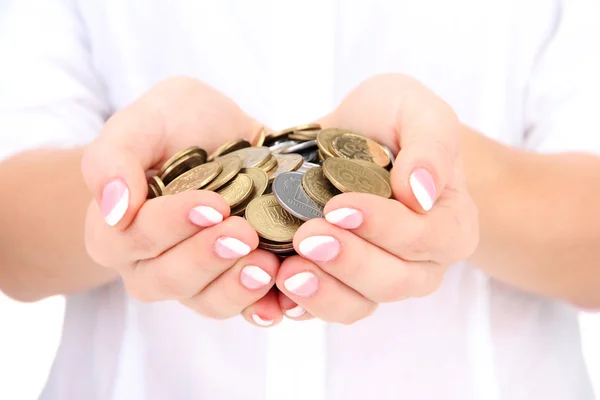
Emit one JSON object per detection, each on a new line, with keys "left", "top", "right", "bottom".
{"left": 277, "top": 290, "right": 314, "bottom": 321}
{"left": 276, "top": 256, "right": 377, "bottom": 324}
{"left": 85, "top": 190, "right": 230, "bottom": 267}
{"left": 319, "top": 74, "right": 460, "bottom": 213}
{"left": 293, "top": 218, "right": 444, "bottom": 302}
{"left": 81, "top": 76, "right": 263, "bottom": 229}
{"left": 242, "top": 287, "right": 284, "bottom": 328}
{"left": 323, "top": 192, "right": 478, "bottom": 264}
{"left": 180, "top": 249, "right": 279, "bottom": 319}
{"left": 124, "top": 216, "right": 258, "bottom": 302}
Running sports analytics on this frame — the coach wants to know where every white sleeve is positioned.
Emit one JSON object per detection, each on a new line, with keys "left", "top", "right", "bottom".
{"left": 0, "top": 0, "right": 110, "bottom": 161}
{"left": 523, "top": 0, "right": 600, "bottom": 154}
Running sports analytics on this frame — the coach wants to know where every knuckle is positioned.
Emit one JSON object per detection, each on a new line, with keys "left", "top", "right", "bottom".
{"left": 404, "top": 225, "right": 431, "bottom": 259}
{"left": 337, "top": 302, "right": 378, "bottom": 325}
{"left": 151, "top": 266, "right": 187, "bottom": 299}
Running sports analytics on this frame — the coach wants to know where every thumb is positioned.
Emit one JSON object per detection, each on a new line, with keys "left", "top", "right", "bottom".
{"left": 391, "top": 101, "right": 460, "bottom": 213}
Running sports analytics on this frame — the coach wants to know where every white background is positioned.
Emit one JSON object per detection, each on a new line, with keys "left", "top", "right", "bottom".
{"left": 0, "top": 293, "right": 598, "bottom": 400}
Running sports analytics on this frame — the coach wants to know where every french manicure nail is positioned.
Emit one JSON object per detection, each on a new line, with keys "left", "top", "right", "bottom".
{"left": 252, "top": 313, "right": 274, "bottom": 327}
{"left": 240, "top": 265, "right": 271, "bottom": 290}
{"left": 285, "top": 305, "right": 306, "bottom": 318}
{"left": 284, "top": 272, "right": 319, "bottom": 297}
{"left": 101, "top": 178, "right": 129, "bottom": 227}
{"left": 214, "top": 237, "right": 251, "bottom": 259}
{"left": 325, "top": 208, "right": 363, "bottom": 229}
{"left": 298, "top": 236, "right": 340, "bottom": 262}
{"left": 409, "top": 168, "right": 436, "bottom": 211}
{"left": 189, "top": 206, "right": 223, "bottom": 227}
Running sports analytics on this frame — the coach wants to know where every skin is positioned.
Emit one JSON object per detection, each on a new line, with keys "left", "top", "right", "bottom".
{"left": 0, "top": 75, "right": 598, "bottom": 330}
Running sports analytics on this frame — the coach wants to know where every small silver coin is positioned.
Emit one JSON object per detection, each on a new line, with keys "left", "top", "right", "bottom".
{"left": 272, "top": 172, "right": 324, "bottom": 221}
{"left": 281, "top": 140, "right": 318, "bottom": 154}
{"left": 300, "top": 149, "right": 319, "bottom": 163}
{"left": 269, "top": 140, "right": 297, "bottom": 153}
{"left": 383, "top": 145, "right": 395, "bottom": 167}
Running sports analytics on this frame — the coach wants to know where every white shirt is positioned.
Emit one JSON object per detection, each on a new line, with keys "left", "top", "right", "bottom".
{"left": 1, "top": 1, "right": 599, "bottom": 399}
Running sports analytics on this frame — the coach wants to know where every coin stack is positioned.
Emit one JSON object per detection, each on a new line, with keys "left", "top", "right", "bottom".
{"left": 147, "top": 124, "right": 395, "bottom": 259}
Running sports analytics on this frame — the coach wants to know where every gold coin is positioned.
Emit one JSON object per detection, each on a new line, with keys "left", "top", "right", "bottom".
{"left": 160, "top": 153, "right": 207, "bottom": 186}
{"left": 264, "top": 123, "right": 321, "bottom": 144}
{"left": 245, "top": 194, "right": 303, "bottom": 242}
{"left": 288, "top": 130, "right": 320, "bottom": 141}
{"left": 268, "top": 154, "right": 303, "bottom": 182}
{"left": 349, "top": 159, "right": 391, "bottom": 182}
{"left": 230, "top": 168, "right": 269, "bottom": 215}
{"left": 253, "top": 127, "right": 267, "bottom": 147}
{"left": 217, "top": 173, "right": 254, "bottom": 208}
{"left": 147, "top": 176, "right": 165, "bottom": 199}
{"left": 302, "top": 166, "right": 341, "bottom": 206}
{"left": 224, "top": 147, "right": 271, "bottom": 168}
{"left": 259, "top": 155, "right": 278, "bottom": 172}
{"left": 207, "top": 139, "right": 251, "bottom": 161}
{"left": 258, "top": 239, "right": 295, "bottom": 253}
{"left": 316, "top": 128, "right": 346, "bottom": 158}
{"left": 158, "top": 146, "right": 207, "bottom": 178}
{"left": 204, "top": 156, "right": 243, "bottom": 191}
{"left": 163, "top": 162, "right": 222, "bottom": 195}
{"left": 322, "top": 157, "right": 392, "bottom": 198}
{"left": 330, "top": 133, "right": 391, "bottom": 168}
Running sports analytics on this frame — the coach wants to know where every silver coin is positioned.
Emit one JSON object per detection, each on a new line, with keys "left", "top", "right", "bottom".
{"left": 299, "top": 148, "right": 319, "bottom": 163}
{"left": 281, "top": 140, "right": 318, "bottom": 154}
{"left": 269, "top": 140, "right": 297, "bottom": 153}
{"left": 297, "top": 161, "right": 320, "bottom": 174}
{"left": 272, "top": 172, "right": 324, "bottom": 221}
{"left": 383, "top": 145, "right": 395, "bottom": 166}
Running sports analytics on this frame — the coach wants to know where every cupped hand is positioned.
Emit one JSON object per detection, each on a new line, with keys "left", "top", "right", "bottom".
{"left": 277, "top": 74, "right": 479, "bottom": 323}
{"left": 81, "top": 77, "right": 282, "bottom": 327}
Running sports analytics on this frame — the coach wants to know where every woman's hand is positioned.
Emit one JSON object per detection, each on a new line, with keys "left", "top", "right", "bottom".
{"left": 277, "top": 74, "right": 479, "bottom": 323}
{"left": 81, "top": 77, "right": 283, "bottom": 327}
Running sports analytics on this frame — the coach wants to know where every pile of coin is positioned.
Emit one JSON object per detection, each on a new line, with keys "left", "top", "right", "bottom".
{"left": 147, "top": 124, "right": 395, "bottom": 259}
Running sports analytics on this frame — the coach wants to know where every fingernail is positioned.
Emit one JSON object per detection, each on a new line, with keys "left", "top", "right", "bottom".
{"left": 284, "top": 272, "right": 319, "bottom": 297}
{"left": 240, "top": 265, "right": 271, "bottom": 290}
{"left": 189, "top": 206, "right": 223, "bottom": 227}
{"left": 214, "top": 237, "right": 251, "bottom": 259}
{"left": 285, "top": 305, "right": 306, "bottom": 318}
{"left": 325, "top": 208, "right": 363, "bottom": 229}
{"left": 252, "top": 313, "right": 274, "bottom": 327}
{"left": 101, "top": 178, "right": 129, "bottom": 226}
{"left": 298, "top": 236, "right": 340, "bottom": 262}
{"left": 409, "top": 168, "right": 436, "bottom": 211}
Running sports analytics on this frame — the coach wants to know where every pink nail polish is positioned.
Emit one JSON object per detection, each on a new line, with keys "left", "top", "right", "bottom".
{"left": 214, "top": 237, "right": 251, "bottom": 259}
{"left": 189, "top": 206, "right": 223, "bottom": 227}
{"left": 298, "top": 236, "right": 340, "bottom": 262}
{"left": 325, "top": 208, "right": 363, "bottom": 229}
{"left": 409, "top": 168, "right": 436, "bottom": 211}
{"left": 240, "top": 265, "right": 271, "bottom": 290}
{"left": 284, "top": 272, "right": 319, "bottom": 297}
{"left": 101, "top": 178, "right": 129, "bottom": 226}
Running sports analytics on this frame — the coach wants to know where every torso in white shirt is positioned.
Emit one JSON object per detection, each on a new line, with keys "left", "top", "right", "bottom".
{"left": 30, "top": 0, "right": 595, "bottom": 399}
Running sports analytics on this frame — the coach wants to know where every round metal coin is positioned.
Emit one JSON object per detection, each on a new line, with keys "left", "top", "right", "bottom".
{"left": 160, "top": 153, "right": 207, "bottom": 185}
{"left": 349, "top": 159, "right": 391, "bottom": 182}
{"left": 323, "top": 157, "right": 392, "bottom": 198}
{"left": 230, "top": 167, "right": 269, "bottom": 215}
{"left": 163, "top": 162, "right": 222, "bottom": 195}
{"left": 281, "top": 140, "right": 318, "bottom": 154}
{"left": 301, "top": 166, "right": 340, "bottom": 206}
{"left": 208, "top": 139, "right": 251, "bottom": 161}
{"left": 204, "top": 155, "right": 243, "bottom": 191}
{"left": 268, "top": 154, "right": 303, "bottom": 182}
{"left": 158, "top": 146, "right": 207, "bottom": 178}
{"left": 330, "top": 133, "right": 391, "bottom": 168}
{"left": 316, "top": 128, "right": 346, "bottom": 158}
{"left": 273, "top": 172, "right": 324, "bottom": 221}
{"left": 245, "top": 194, "right": 303, "bottom": 242}
{"left": 216, "top": 173, "right": 254, "bottom": 208}
{"left": 224, "top": 147, "right": 271, "bottom": 168}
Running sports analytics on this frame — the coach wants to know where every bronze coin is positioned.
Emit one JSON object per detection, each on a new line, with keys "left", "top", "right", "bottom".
{"left": 316, "top": 128, "right": 346, "bottom": 159}
{"left": 230, "top": 167, "right": 269, "bottom": 215}
{"left": 245, "top": 194, "right": 303, "bottom": 242}
{"left": 147, "top": 176, "right": 166, "bottom": 199}
{"left": 163, "top": 162, "right": 222, "bottom": 195}
{"left": 259, "top": 155, "right": 278, "bottom": 172}
{"left": 253, "top": 127, "right": 267, "bottom": 147}
{"left": 208, "top": 139, "right": 251, "bottom": 161}
{"left": 216, "top": 173, "right": 254, "bottom": 208}
{"left": 268, "top": 154, "right": 303, "bottom": 182}
{"left": 160, "top": 153, "right": 208, "bottom": 186}
{"left": 301, "top": 166, "right": 340, "bottom": 206}
{"left": 330, "top": 133, "right": 391, "bottom": 168}
{"left": 322, "top": 157, "right": 392, "bottom": 198}
{"left": 204, "top": 156, "right": 243, "bottom": 191}
{"left": 223, "top": 147, "right": 271, "bottom": 168}
{"left": 158, "top": 146, "right": 207, "bottom": 178}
